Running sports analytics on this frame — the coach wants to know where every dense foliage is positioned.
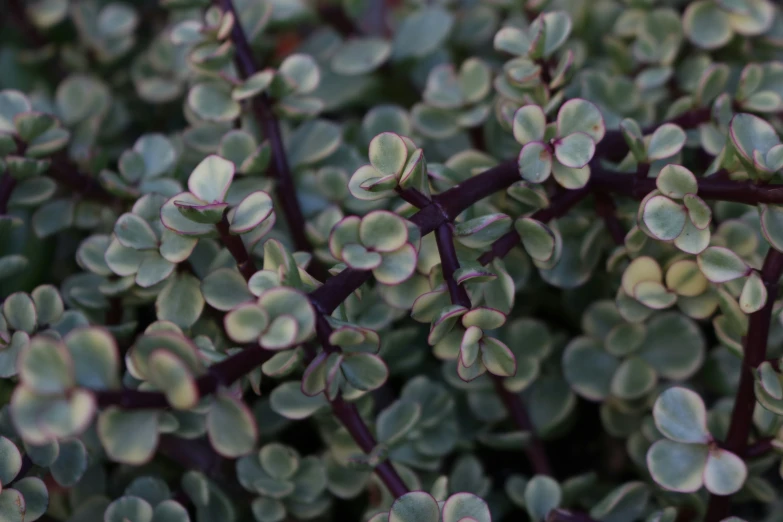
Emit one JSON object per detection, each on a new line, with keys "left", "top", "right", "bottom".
{"left": 1, "top": 0, "right": 783, "bottom": 521}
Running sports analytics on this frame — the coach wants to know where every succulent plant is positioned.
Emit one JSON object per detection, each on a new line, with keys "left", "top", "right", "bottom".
{"left": 2, "top": 1, "right": 783, "bottom": 522}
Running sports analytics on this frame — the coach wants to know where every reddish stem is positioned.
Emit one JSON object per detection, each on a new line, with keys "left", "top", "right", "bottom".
{"left": 593, "top": 192, "right": 626, "bottom": 246}
{"left": 216, "top": 213, "right": 257, "bottom": 282}
{"left": 704, "top": 249, "right": 783, "bottom": 522}
{"left": 216, "top": 0, "right": 328, "bottom": 282}
{"left": 0, "top": 172, "right": 16, "bottom": 214}
{"left": 313, "top": 315, "right": 409, "bottom": 498}
{"left": 96, "top": 346, "right": 273, "bottom": 409}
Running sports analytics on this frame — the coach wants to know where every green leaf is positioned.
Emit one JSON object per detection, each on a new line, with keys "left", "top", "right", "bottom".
{"left": 31, "top": 285, "right": 64, "bottom": 326}
{"left": 373, "top": 243, "right": 417, "bottom": 285}
{"left": 259, "top": 442, "right": 300, "bottom": 480}
{"left": 188, "top": 83, "right": 241, "bottom": 122}
{"left": 270, "top": 382, "right": 327, "bottom": 420}
{"left": 524, "top": 475, "right": 562, "bottom": 521}
{"left": 287, "top": 120, "right": 342, "bottom": 168}
{"left": 257, "top": 287, "right": 315, "bottom": 345}
{"left": 392, "top": 6, "right": 454, "bottom": 60}
{"left": 589, "top": 482, "right": 649, "bottom": 522}
{"left": 19, "top": 335, "right": 74, "bottom": 394}
{"left": 647, "top": 439, "right": 708, "bottom": 492}
{"left": 647, "top": 124, "right": 686, "bottom": 161}
{"left": 161, "top": 193, "right": 215, "bottom": 236}
{"left": 188, "top": 155, "right": 235, "bottom": 204}
{"left": 98, "top": 408, "right": 159, "bottom": 465}
{"left": 341, "top": 353, "right": 388, "bottom": 391}
{"left": 114, "top": 213, "right": 159, "bottom": 250}
{"left": 360, "top": 211, "right": 408, "bottom": 252}
{"left": 759, "top": 204, "right": 783, "bottom": 253}
{"left": 554, "top": 132, "right": 595, "bottom": 169}
{"left": 516, "top": 218, "right": 557, "bottom": 262}
{"left": 540, "top": 11, "right": 573, "bottom": 58}
{"left": 202, "top": 268, "right": 254, "bottom": 312}
{"left": 441, "top": 492, "right": 491, "bottom": 522}
{"left": 51, "top": 439, "right": 87, "bottom": 487}
{"left": 104, "top": 496, "right": 154, "bottom": 522}
{"left": 207, "top": 393, "right": 257, "bottom": 457}
{"left": 703, "top": 449, "right": 747, "bottom": 495}
{"left": 278, "top": 54, "right": 320, "bottom": 94}
{"left": 148, "top": 350, "right": 198, "bottom": 410}
{"left": 683, "top": 0, "right": 732, "bottom": 49}
{"left": 653, "top": 386, "right": 710, "bottom": 444}
{"left": 331, "top": 38, "right": 391, "bottom": 76}
{"left": 610, "top": 357, "right": 657, "bottom": 400}
{"left": 730, "top": 113, "right": 781, "bottom": 165}
{"left": 229, "top": 191, "right": 274, "bottom": 234}
{"left": 697, "top": 246, "right": 750, "bottom": 283}
{"left": 512, "top": 105, "right": 546, "bottom": 145}
{"left": 557, "top": 99, "right": 605, "bottom": 142}
{"left": 563, "top": 338, "right": 618, "bottom": 401}
{"left": 389, "top": 492, "right": 440, "bottom": 522}
{"left": 0, "top": 488, "right": 25, "bottom": 522}
{"left": 65, "top": 327, "right": 120, "bottom": 389}
{"left": 642, "top": 195, "right": 686, "bottom": 241}
{"left": 0, "top": 437, "right": 21, "bottom": 486}
{"left": 0, "top": 90, "right": 32, "bottom": 133}
{"left": 518, "top": 141, "right": 553, "bottom": 183}
{"left": 156, "top": 273, "right": 205, "bottom": 328}
{"left": 12, "top": 477, "right": 48, "bottom": 521}
{"left": 481, "top": 337, "right": 516, "bottom": 377}
{"left": 369, "top": 132, "right": 408, "bottom": 178}
{"left": 656, "top": 165, "right": 697, "bottom": 199}
{"left": 151, "top": 500, "right": 190, "bottom": 522}
{"left": 233, "top": 69, "right": 275, "bottom": 101}
{"left": 739, "top": 271, "right": 767, "bottom": 313}
{"left": 377, "top": 401, "right": 421, "bottom": 445}
{"left": 3, "top": 292, "right": 37, "bottom": 333}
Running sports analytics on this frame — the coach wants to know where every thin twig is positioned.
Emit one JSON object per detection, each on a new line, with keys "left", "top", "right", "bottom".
{"left": 216, "top": 0, "right": 328, "bottom": 282}
{"left": 593, "top": 192, "right": 626, "bottom": 246}
{"left": 704, "top": 249, "right": 783, "bottom": 522}
{"left": 313, "top": 315, "right": 409, "bottom": 498}
{"left": 216, "top": 213, "right": 257, "bottom": 281}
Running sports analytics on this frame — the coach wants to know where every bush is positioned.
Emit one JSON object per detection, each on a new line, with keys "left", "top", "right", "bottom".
{"left": 1, "top": 0, "right": 783, "bottom": 521}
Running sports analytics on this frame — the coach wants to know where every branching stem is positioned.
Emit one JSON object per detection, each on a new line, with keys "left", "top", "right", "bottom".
{"left": 704, "top": 249, "right": 783, "bottom": 522}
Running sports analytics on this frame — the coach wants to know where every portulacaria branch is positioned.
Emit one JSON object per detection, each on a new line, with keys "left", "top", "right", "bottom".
{"left": 216, "top": 0, "right": 328, "bottom": 281}
{"left": 313, "top": 316, "right": 409, "bottom": 499}
{"left": 704, "top": 249, "right": 783, "bottom": 522}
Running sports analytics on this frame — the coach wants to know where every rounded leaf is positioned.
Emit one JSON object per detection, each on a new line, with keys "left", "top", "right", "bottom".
{"left": 0, "top": 436, "right": 21, "bottom": 486}
{"left": 703, "top": 449, "right": 747, "bottom": 496}
{"left": 554, "top": 132, "right": 595, "bottom": 169}
{"left": 104, "top": 496, "right": 153, "bottom": 522}
{"left": 647, "top": 439, "right": 708, "bottom": 493}
{"left": 653, "top": 386, "right": 710, "bottom": 444}
{"left": 441, "top": 492, "right": 491, "bottom": 522}
{"left": 512, "top": 105, "right": 546, "bottom": 145}
{"left": 524, "top": 475, "right": 562, "bottom": 521}
{"left": 331, "top": 38, "right": 391, "bottom": 76}
{"left": 207, "top": 393, "right": 257, "bottom": 457}
{"left": 642, "top": 195, "right": 686, "bottom": 241}
{"left": 557, "top": 99, "right": 605, "bottom": 142}
{"left": 683, "top": 1, "right": 732, "bottom": 49}
{"left": 188, "top": 155, "right": 235, "bottom": 204}
{"left": 518, "top": 141, "right": 553, "bottom": 183}
{"left": 390, "top": 492, "right": 440, "bottom": 522}
{"left": 647, "top": 124, "right": 687, "bottom": 161}
{"left": 360, "top": 211, "right": 408, "bottom": 252}
{"left": 697, "top": 246, "right": 750, "bottom": 283}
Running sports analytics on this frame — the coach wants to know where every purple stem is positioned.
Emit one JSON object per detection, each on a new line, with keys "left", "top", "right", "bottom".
{"left": 593, "top": 192, "right": 626, "bottom": 246}
{"left": 704, "top": 249, "right": 783, "bottom": 522}
{"left": 313, "top": 315, "right": 409, "bottom": 498}
{"left": 216, "top": 0, "right": 328, "bottom": 282}
{"left": 216, "top": 213, "right": 257, "bottom": 282}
